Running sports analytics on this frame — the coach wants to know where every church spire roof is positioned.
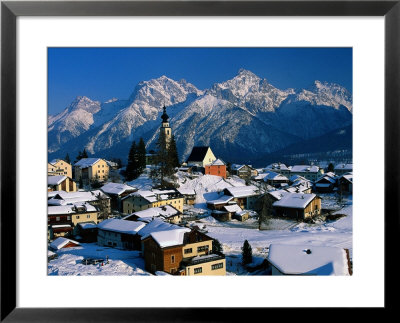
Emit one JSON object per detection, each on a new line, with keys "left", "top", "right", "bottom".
{"left": 161, "top": 106, "right": 169, "bottom": 122}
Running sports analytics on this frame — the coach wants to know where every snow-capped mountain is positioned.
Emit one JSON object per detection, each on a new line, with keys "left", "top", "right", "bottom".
{"left": 48, "top": 69, "right": 352, "bottom": 164}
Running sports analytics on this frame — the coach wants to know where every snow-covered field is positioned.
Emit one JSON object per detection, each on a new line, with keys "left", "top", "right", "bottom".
{"left": 48, "top": 173, "right": 352, "bottom": 276}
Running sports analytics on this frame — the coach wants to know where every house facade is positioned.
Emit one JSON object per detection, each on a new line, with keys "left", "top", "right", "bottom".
{"left": 186, "top": 146, "right": 216, "bottom": 167}
{"left": 74, "top": 158, "right": 110, "bottom": 184}
{"left": 290, "top": 165, "right": 324, "bottom": 182}
{"left": 265, "top": 163, "right": 291, "bottom": 178}
{"left": 334, "top": 163, "right": 353, "bottom": 176}
{"left": 48, "top": 175, "right": 77, "bottom": 192}
{"left": 122, "top": 189, "right": 184, "bottom": 214}
{"left": 48, "top": 159, "right": 72, "bottom": 178}
{"left": 205, "top": 159, "right": 227, "bottom": 179}
{"left": 231, "top": 164, "right": 258, "bottom": 179}
{"left": 272, "top": 193, "right": 322, "bottom": 220}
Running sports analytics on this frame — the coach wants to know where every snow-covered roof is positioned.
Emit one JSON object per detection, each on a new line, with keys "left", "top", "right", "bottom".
{"left": 129, "top": 205, "right": 180, "bottom": 220}
{"left": 231, "top": 164, "right": 245, "bottom": 171}
{"left": 253, "top": 173, "right": 268, "bottom": 180}
{"left": 50, "top": 237, "right": 80, "bottom": 250}
{"left": 206, "top": 195, "right": 234, "bottom": 205}
{"left": 268, "top": 190, "right": 290, "bottom": 201}
{"left": 273, "top": 193, "right": 317, "bottom": 209}
{"left": 101, "top": 182, "right": 136, "bottom": 195}
{"left": 49, "top": 191, "right": 102, "bottom": 204}
{"left": 289, "top": 175, "right": 308, "bottom": 183}
{"left": 123, "top": 190, "right": 157, "bottom": 203}
{"left": 267, "top": 244, "right": 350, "bottom": 275}
{"left": 266, "top": 163, "right": 289, "bottom": 171}
{"left": 291, "top": 165, "right": 320, "bottom": 173}
{"left": 97, "top": 218, "right": 146, "bottom": 235}
{"left": 149, "top": 227, "right": 191, "bottom": 248}
{"left": 334, "top": 163, "right": 353, "bottom": 171}
{"left": 223, "top": 204, "right": 243, "bottom": 213}
{"left": 206, "top": 158, "right": 225, "bottom": 166}
{"left": 74, "top": 158, "right": 102, "bottom": 168}
{"left": 48, "top": 205, "right": 76, "bottom": 215}
{"left": 138, "top": 218, "right": 182, "bottom": 240}
{"left": 48, "top": 175, "right": 67, "bottom": 186}
{"left": 224, "top": 185, "right": 259, "bottom": 198}
{"left": 263, "top": 171, "right": 289, "bottom": 181}
{"left": 341, "top": 173, "right": 353, "bottom": 182}
{"left": 78, "top": 222, "right": 97, "bottom": 229}
{"left": 176, "top": 188, "right": 196, "bottom": 195}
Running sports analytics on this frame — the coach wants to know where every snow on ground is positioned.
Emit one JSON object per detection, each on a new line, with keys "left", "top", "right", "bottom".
{"left": 48, "top": 243, "right": 151, "bottom": 276}
{"left": 177, "top": 173, "right": 245, "bottom": 204}
{"left": 125, "top": 174, "right": 154, "bottom": 191}
{"left": 48, "top": 174, "right": 352, "bottom": 276}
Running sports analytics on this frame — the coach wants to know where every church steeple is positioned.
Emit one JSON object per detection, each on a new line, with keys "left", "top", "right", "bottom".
{"left": 160, "top": 106, "right": 171, "bottom": 147}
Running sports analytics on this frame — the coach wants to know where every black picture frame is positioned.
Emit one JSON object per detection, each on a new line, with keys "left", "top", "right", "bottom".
{"left": 1, "top": 0, "right": 398, "bottom": 321}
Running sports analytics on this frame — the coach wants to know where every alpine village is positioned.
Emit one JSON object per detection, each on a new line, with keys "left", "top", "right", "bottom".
{"left": 48, "top": 106, "right": 353, "bottom": 277}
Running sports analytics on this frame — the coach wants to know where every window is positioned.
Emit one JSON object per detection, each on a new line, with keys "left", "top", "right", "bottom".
{"left": 194, "top": 267, "right": 202, "bottom": 274}
{"left": 197, "top": 245, "right": 209, "bottom": 253}
{"left": 87, "top": 215, "right": 90, "bottom": 218}
{"left": 67, "top": 216, "right": 70, "bottom": 221}
{"left": 212, "top": 263, "right": 224, "bottom": 270}
{"left": 56, "top": 216, "right": 60, "bottom": 221}
{"left": 184, "top": 248, "right": 192, "bottom": 254}
{"left": 76, "top": 215, "right": 80, "bottom": 219}
{"left": 171, "top": 255, "right": 175, "bottom": 263}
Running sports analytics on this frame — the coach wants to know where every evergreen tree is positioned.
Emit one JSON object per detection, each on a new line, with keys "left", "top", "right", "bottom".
{"left": 76, "top": 151, "right": 83, "bottom": 162}
{"left": 150, "top": 131, "right": 174, "bottom": 187}
{"left": 328, "top": 163, "right": 335, "bottom": 173}
{"left": 241, "top": 240, "right": 253, "bottom": 265}
{"left": 126, "top": 141, "right": 139, "bottom": 181}
{"left": 167, "top": 135, "right": 180, "bottom": 169}
{"left": 255, "top": 194, "right": 274, "bottom": 230}
{"left": 212, "top": 238, "right": 223, "bottom": 255}
{"left": 137, "top": 137, "right": 147, "bottom": 174}
{"left": 64, "top": 153, "right": 71, "bottom": 164}
{"left": 82, "top": 148, "right": 88, "bottom": 159}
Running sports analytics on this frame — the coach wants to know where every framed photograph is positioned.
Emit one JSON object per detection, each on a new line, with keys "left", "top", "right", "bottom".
{"left": 1, "top": 0, "right": 398, "bottom": 321}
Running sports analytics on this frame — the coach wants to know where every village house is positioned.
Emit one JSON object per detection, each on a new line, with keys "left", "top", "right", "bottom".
{"left": 176, "top": 188, "right": 196, "bottom": 205}
{"left": 223, "top": 185, "right": 260, "bottom": 210}
{"left": 48, "top": 202, "right": 99, "bottom": 239}
{"left": 48, "top": 159, "right": 72, "bottom": 178}
{"left": 334, "top": 163, "right": 353, "bottom": 176}
{"left": 262, "top": 171, "right": 290, "bottom": 188}
{"left": 142, "top": 228, "right": 226, "bottom": 276}
{"left": 338, "top": 172, "right": 353, "bottom": 194}
{"left": 272, "top": 193, "right": 322, "bottom": 220}
{"left": 74, "top": 222, "right": 98, "bottom": 242}
{"left": 122, "top": 189, "right": 184, "bottom": 214}
{"left": 74, "top": 158, "right": 110, "bottom": 185}
{"left": 48, "top": 190, "right": 111, "bottom": 220}
{"left": 97, "top": 218, "right": 146, "bottom": 250}
{"left": 211, "top": 203, "right": 249, "bottom": 222}
{"left": 124, "top": 204, "right": 182, "bottom": 224}
{"left": 186, "top": 146, "right": 216, "bottom": 168}
{"left": 49, "top": 237, "right": 81, "bottom": 251}
{"left": 100, "top": 182, "right": 137, "bottom": 211}
{"left": 267, "top": 244, "right": 352, "bottom": 275}
{"left": 48, "top": 175, "right": 77, "bottom": 192}
{"left": 265, "top": 163, "right": 291, "bottom": 178}
{"left": 206, "top": 195, "right": 235, "bottom": 211}
{"left": 313, "top": 172, "right": 338, "bottom": 193}
{"left": 230, "top": 164, "right": 258, "bottom": 179}
{"left": 205, "top": 158, "right": 227, "bottom": 179}
{"left": 290, "top": 165, "right": 324, "bottom": 182}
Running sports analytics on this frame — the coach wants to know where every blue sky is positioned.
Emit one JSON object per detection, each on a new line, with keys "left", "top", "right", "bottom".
{"left": 48, "top": 47, "right": 352, "bottom": 115}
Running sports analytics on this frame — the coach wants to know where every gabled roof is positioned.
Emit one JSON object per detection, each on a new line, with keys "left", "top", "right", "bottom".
{"left": 266, "top": 163, "right": 289, "bottom": 171}
{"left": 223, "top": 204, "right": 243, "bottom": 213}
{"left": 263, "top": 171, "right": 289, "bottom": 181}
{"left": 128, "top": 204, "right": 181, "bottom": 220}
{"left": 48, "top": 175, "right": 68, "bottom": 186}
{"left": 137, "top": 218, "right": 181, "bottom": 240}
{"left": 291, "top": 165, "right": 320, "bottom": 173}
{"left": 272, "top": 193, "right": 317, "bottom": 209}
{"left": 176, "top": 188, "right": 196, "bottom": 195}
{"left": 101, "top": 182, "right": 136, "bottom": 195}
{"left": 224, "top": 185, "right": 259, "bottom": 198}
{"left": 74, "top": 158, "right": 102, "bottom": 168}
{"left": 97, "top": 218, "right": 146, "bottom": 235}
{"left": 149, "top": 227, "right": 191, "bottom": 248}
{"left": 267, "top": 244, "right": 350, "bottom": 275}
{"left": 206, "top": 195, "right": 234, "bottom": 205}
{"left": 50, "top": 237, "right": 80, "bottom": 250}
{"left": 206, "top": 158, "right": 225, "bottom": 166}
{"left": 186, "top": 146, "right": 211, "bottom": 162}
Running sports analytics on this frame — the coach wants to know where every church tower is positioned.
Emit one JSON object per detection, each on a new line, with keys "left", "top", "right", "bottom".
{"left": 160, "top": 106, "right": 172, "bottom": 147}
